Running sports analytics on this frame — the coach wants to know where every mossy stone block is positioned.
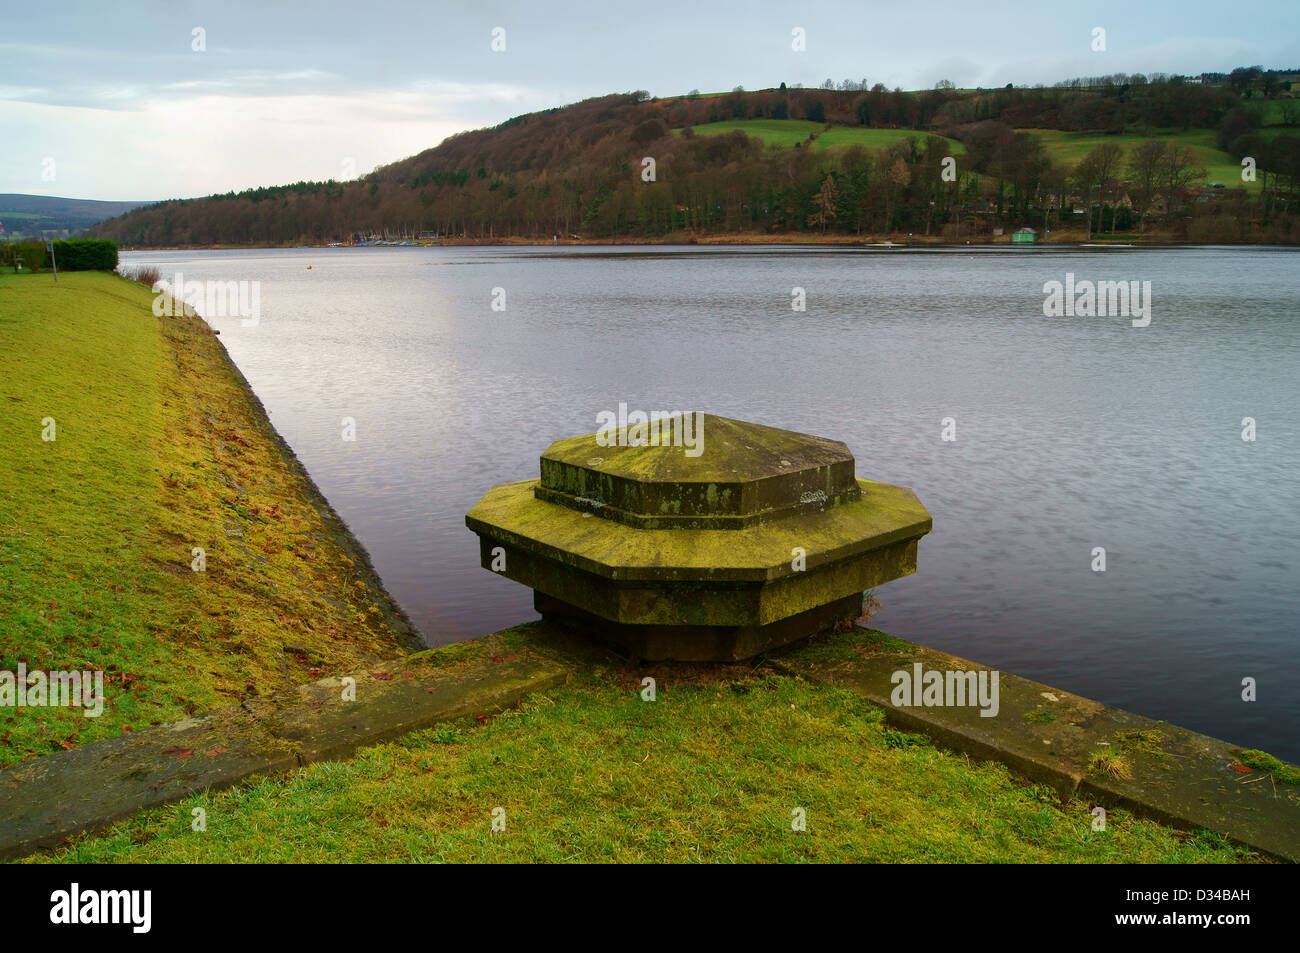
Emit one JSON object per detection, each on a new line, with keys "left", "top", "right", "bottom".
{"left": 466, "top": 414, "right": 931, "bottom": 660}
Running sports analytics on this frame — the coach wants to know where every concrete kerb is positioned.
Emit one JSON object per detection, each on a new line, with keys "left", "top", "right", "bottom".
{"left": 768, "top": 624, "right": 1299, "bottom": 862}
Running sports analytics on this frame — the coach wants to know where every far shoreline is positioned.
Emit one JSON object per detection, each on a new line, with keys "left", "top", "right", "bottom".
{"left": 114, "top": 233, "right": 1300, "bottom": 252}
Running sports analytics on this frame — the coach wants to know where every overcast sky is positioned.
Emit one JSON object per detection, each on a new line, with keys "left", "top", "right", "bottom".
{"left": 3, "top": 0, "right": 1297, "bottom": 201}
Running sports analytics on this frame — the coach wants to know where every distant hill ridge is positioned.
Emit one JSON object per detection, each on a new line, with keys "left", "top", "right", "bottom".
{"left": 81, "top": 70, "right": 1300, "bottom": 246}
{"left": 0, "top": 194, "right": 153, "bottom": 239}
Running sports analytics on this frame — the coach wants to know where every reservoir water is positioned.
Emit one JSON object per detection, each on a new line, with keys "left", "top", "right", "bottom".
{"left": 122, "top": 244, "right": 1300, "bottom": 760}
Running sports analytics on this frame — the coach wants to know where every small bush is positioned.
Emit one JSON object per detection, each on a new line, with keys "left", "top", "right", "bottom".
{"left": 1088, "top": 748, "right": 1132, "bottom": 779}
{"left": 3, "top": 240, "right": 49, "bottom": 272}
{"left": 51, "top": 238, "right": 119, "bottom": 271}
{"left": 118, "top": 264, "right": 161, "bottom": 287}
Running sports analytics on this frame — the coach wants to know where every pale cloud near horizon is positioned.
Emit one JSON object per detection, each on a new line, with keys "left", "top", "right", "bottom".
{"left": 0, "top": 87, "right": 535, "bottom": 200}
{"left": 2, "top": 0, "right": 1297, "bottom": 201}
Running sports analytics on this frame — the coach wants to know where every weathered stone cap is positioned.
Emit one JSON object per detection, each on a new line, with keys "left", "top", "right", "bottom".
{"left": 468, "top": 477, "right": 930, "bottom": 585}
{"left": 536, "top": 413, "right": 861, "bottom": 529}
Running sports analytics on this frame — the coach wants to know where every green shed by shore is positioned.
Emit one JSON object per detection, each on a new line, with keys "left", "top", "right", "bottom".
{"left": 1011, "top": 227, "right": 1036, "bottom": 244}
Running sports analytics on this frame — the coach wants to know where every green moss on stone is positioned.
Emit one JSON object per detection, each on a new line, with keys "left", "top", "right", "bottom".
{"left": 1234, "top": 749, "right": 1300, "bottom": 784}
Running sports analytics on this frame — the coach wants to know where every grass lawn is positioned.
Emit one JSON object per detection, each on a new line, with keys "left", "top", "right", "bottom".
{"left": 0, "top": 271, "right": 408, "bottom": 768}
{"left": 678, "top": 119, "right": 965, "bottom": 154}
{"left": 1022, "top": 128, "right": 1257, "bottom": 191}
{"left": 25, "top": 627, "right": 1255, "bottom": 863}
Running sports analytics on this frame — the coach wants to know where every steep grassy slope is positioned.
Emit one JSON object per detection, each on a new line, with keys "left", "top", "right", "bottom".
{"left": 0, "top": 272, "right": 411, "bottom": 766}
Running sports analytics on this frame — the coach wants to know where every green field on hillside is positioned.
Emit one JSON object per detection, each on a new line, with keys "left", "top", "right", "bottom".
{"left": 678, "top": 119, "right": 966, "bottom": 154}
{"left": 678, "top": 120, "right": 1257, "bottom": 190}
{"left": 1022, "top": 128, "right": 1258, "bottom": 190}
{"left": 1255, "top": 98, "right": 1300, "bottom": 126}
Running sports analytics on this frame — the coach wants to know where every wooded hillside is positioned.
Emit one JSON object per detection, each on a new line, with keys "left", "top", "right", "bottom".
{"left": 88, "top": 70, "right": 1300, "bottom": 245}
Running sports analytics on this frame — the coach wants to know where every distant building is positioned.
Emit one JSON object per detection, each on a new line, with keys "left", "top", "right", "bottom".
{"left": 1011, "top": 227, "right": 1036, "bottom": 244}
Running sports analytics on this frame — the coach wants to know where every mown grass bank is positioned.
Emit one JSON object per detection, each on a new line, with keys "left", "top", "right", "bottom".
{"left": 0, "top": 271, "right": 413, "bottom": 767}
{"left": 26, "top": 624, "right": 1254, "bottom": 863}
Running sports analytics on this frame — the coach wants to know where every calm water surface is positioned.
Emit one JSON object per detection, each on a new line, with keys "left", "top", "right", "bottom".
{"left": 122, "top": 245, "right": 1300, "bottom": 759}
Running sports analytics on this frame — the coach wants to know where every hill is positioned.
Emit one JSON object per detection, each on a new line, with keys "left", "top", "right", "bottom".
{"left": 0, "top": 194, "right": 153, "bottom": 239}
{"left": 85, "top": 71, "right": 1300, "bottom": 246}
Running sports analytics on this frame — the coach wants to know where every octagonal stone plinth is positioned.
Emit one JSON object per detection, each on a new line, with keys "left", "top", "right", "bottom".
{"left": 466, "top": 413, "right": 931, "bottom": 661}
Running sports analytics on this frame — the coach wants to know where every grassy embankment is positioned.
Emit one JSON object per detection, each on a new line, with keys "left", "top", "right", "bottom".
{"left": 0, "top": 271, "right": 410, "bottom": 767}
{"left": 2, "top": 273, "right": 1256, "bottom": 862}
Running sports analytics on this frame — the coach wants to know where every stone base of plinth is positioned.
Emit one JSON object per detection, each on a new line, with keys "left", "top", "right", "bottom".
{"left": 534, "top": 591, "right": 865, "bottom": 662}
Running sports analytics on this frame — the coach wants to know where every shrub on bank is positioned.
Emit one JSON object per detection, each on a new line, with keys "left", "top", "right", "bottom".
{"left": 0, "top": 238, "right": 118, "bottom": 272}
{"left": 51, "top": 238, "right": 119, "bottom": 271}
{"left": 0, "top": 240, "right": 49, "bottom": 272}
